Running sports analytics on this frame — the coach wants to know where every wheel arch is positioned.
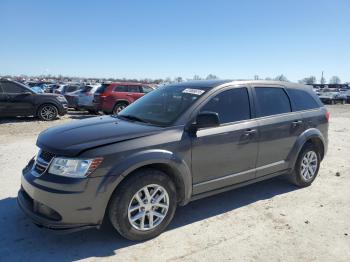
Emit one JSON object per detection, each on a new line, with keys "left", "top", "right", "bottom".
{"left": 103, "top": 150, "right": 192, "bottom": 208}
{"left": 287, "top": 128, "right": 326, "bottom": 170}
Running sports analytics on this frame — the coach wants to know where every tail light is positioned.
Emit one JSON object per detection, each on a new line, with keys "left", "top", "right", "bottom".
{"left": 325, "top": 111, "right": 330, "bottom": 122}
{"left": 100, "top": 93, "right": 107, "bottom": 98}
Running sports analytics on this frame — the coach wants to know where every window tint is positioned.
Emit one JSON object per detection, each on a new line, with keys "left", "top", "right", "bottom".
{"left": 1, "top": 82, "right": 26, "bottom": 93}
{"left": 113, "top": 85, "right": 128, "bottom": 92}
{"left": 200, "top": 88, "right": 251, "bottom": 124}
{"left": 95, "top": 83, "right": 109, "bottom": 93}
{"left": 66, "top": 86, "right": 80, "bottom": 92}
{"left": 127, "top": 85, "right": 141, "bottom": 93}
{"left": 142, "top": 86, "right": 153, "bottom": 93}
{"left": 286, "top": 88, "right": 320, "bottom": 111}
{"left": 255, "top": 87, "right": 291, "bottom": 117}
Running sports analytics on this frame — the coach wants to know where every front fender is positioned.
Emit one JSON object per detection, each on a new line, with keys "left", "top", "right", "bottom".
{"left": 98, "top": 149, "right": 192, "bottom": 208}
{"left": 287, "top": 128, "right": 326, "bottom": 170}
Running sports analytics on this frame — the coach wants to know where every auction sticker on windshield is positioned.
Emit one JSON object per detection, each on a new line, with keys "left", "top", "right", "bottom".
{"left": 182, "top": 88, "right": 205, "bottom": 95}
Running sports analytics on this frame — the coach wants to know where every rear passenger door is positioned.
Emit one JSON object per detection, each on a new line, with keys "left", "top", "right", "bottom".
{"left": 192, "top": 87, "right": 259, "bottom": 195}
{"left": 253, "top": 86, "right": 303, "bottom": 177}
{"left": 127, "top": 85, "right": 143, "bottom": 101}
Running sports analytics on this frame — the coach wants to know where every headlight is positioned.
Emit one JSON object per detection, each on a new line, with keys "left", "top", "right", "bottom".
{"left": 56, "top": 95, "right": 67, "bottom": 102}
{"left": 48, "top": 157, "right": 103, "bottom": 178}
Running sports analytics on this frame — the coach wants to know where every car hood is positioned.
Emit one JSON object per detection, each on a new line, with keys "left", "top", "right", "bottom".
{"left": 37, "top": 116, "right": 163, "bottom": 156}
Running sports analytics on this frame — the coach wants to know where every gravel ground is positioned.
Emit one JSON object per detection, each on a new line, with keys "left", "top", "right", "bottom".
{"left": 0, "top": 106, "right": 349, "bottom": 262}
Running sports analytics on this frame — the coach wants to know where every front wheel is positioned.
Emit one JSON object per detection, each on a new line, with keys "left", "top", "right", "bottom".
{"left": 37, "top": 104, "right": 58, "bottom": 121}
{"left": 289, "top": 144, "right": 321, "bottom": 187}
{"left": 108, "top": 169, "right": 177, "bottom": 241}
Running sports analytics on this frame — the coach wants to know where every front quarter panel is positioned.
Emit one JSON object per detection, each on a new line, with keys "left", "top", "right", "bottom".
{"left": 79, "top": 127, "right": 192, "bottom": 207}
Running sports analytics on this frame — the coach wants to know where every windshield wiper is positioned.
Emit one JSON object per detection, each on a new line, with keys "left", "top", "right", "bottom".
{"left": 118, "top": 114, "right": 150, "bottom": 124}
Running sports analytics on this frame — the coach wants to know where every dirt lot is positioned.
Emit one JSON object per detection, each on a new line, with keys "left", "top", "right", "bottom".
{"left": 0, "top": 107, "right": 349, "bottom": 262}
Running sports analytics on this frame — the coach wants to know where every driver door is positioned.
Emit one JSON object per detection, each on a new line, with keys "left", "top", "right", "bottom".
{"left": 191, "top": 87, "right": 259, "bottom": 195}
{"left": 2, "top": 82, "right": 35, "bottom": 116}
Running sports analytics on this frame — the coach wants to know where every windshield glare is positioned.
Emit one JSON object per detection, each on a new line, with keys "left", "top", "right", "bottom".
{"left": 118, "top": 85, "right": 208, "bottom": 126}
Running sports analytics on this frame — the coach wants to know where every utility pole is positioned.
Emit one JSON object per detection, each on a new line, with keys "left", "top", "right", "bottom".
{"left": 320, "top": 71, "right": 326, "bottom": 85}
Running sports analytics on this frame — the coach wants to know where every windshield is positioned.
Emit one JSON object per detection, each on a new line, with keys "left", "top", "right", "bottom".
{"left": 118, "top": 85, "right": 208, "bottom": 126}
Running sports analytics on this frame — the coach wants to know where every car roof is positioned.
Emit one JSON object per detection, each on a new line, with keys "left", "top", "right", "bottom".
{"left": 107, "top": 82, "right": 149, "bottom": 86}
{"left": 167, "top": 80, "right": 311, "bottom": 90}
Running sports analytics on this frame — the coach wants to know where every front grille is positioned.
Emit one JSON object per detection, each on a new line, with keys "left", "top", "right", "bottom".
{"left": 31, "top": 149, "right": 55, "bottom": 177}
{"left": 39, "top": 150, "right": 55, "bottom": 163}
{"left": 34, "top": 164, "right": 46, "bottom": 174}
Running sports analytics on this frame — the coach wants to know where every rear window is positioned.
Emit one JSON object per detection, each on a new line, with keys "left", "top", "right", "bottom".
{"left": 82, "top": 86, "right": 93, "bottom": 93}
{"left": 255, "top": 87, "right": 291, "bottom": 117}
{"left": 95, "top": 84, "right": 110, "bottom": 94}
{"left": 66, "top": 86, "right": 80, "bottom": 92}
{"left": 286, "top": 88, "right": 320, "bottom": 111}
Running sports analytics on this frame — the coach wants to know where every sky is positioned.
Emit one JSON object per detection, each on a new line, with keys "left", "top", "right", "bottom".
{"left": 0, "top": 0, "right": 349, "bottom": 82}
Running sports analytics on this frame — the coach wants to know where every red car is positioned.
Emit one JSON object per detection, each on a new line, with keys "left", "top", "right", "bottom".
{"left": 93, "top": 82, "right": 154, "bottom": 114}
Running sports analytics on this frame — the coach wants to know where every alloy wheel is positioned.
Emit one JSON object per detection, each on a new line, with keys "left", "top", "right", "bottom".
{"left": 40, "top": 105, "right": 57, "bottom": 120}
{"left": 300, "top": 151, "right": 318, "bottom": 181}
{"left": 128, "top": 184, "right": 169, "bottom": 231}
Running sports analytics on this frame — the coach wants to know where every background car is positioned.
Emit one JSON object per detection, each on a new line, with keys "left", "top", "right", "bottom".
{"left": 318, "top": 91, "right": 346, "bottom": 104}
{"left": 45, "top": 84, "right": 62, "bottom": 93}
{"left": 92, "top": 82, "right": 154, "bottom": 114}
{"left": 0, "top": 79, "right": 68, "bottom": 120}
{"left": 76, "top": 84, "right": 101, "bottom": 114}
{"left": 54, "top": 84, "right": 82, "bottom": 95}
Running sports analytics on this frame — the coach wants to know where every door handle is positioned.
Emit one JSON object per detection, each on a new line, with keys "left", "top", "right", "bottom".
{"left": 292, "top": 120, "right": 303, "bottom": 127}
{"left": 244, "top": 129, "right": 257, "bottom": 136}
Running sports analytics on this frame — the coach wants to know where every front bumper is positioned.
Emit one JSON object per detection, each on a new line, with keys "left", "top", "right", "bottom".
{"left": 17, "top": 163, "right": 110, "bottom": 232}
{"left": 58, "top": 103, "right": 68, "bottom": 115}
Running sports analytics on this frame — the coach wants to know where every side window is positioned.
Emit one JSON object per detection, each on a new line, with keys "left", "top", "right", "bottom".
{"left": 142, "top": 86, "right": 153, "bottom": 93}
{"left": 286, "top": 88, "right": 320, "bottom": 111}
{"left": 255, "top": 87, "right": 291, "bottom": 117}
{"left": 113, "top": 85, "right": 128, "bottom": 92}
{"left": 200, "top": 88, "right": 251, "bottom": 124}
{"left": 127, "top": 85, "right": 141, "bottom": 93}
{"left": 67, "top": 86, "right": 77, "bottom": 92}
{"left": 1, "top": 82, "right": 26, "bottom": 94}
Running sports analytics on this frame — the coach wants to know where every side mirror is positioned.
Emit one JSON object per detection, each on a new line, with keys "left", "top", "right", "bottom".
{"left": 195, "top": 111, "right": 220, "bottom": 129}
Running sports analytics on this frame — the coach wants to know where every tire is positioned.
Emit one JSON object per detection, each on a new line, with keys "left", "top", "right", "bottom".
{"left": 288, "top": 143, "right": 321, "bottom": 187}
{"left": 37, "top": 104, "right": 58, "bottom": 121}
{"left": 112, "top": 102, "right": 128, "bottom": 115}
{"left": 108, "top": 168, "right": 177, "bottom": 241}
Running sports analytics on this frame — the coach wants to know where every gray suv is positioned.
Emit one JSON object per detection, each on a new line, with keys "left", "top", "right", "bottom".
{"left": 18, "top": 80, "right": 329, "bottom": 241}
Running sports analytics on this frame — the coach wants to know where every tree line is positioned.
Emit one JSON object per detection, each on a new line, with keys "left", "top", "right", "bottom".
{"left": 1, "top": 73, "right": 345, "bottom": 85}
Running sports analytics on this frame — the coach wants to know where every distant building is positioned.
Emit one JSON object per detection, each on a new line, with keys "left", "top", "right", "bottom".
{"left": 311, "top": 84, "right": 350, "bottom": 90}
